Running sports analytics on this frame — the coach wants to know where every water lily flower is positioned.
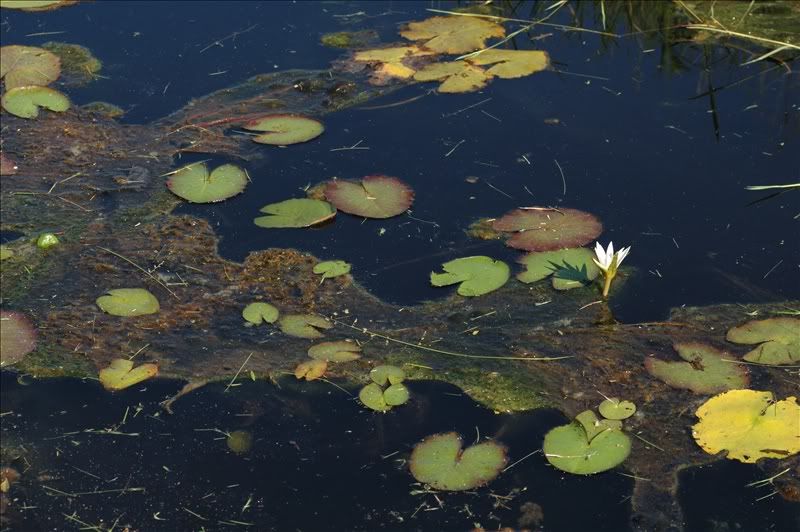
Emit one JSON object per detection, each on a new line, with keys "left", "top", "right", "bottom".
{"left": 593, "top": 241, "right": 631, "bottom": 298}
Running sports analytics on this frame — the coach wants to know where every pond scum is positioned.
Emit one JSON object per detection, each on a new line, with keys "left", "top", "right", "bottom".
{"left": 1, "top": 1, "right": 799, "bottom": 530}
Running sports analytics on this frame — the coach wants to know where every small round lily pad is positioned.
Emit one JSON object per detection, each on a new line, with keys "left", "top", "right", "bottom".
{"left": 244, "top": 114, "right": 324, "bottom": 145}
{"left": 226, "top": 430, "right": 253, "bottom": 455}
{"left": 359, "top": 382, "right": 390, "bottom": 412}
{"left": 307, "top": 340, "right": 361, "bottom": 362}
{"left": 278, "top": 314, "right": 332, "bottom": 339}
{"left": 36, "top": 233, "right": 59, "bottom": 249}
{"left": 324, "top": 175, "right": 414, "bottom": 219}
{"left": 370, "top": 365, "right": 405, "bottom": 386}
{"left": 1, "top": 85, "right": 70, "bottom": 119}
{"left": 294, "top": 359, "right": 327, "bottom": 381}
{"left": 409, "top": 432, "right": 507, "bottom": 491}
{"left": 313, "top": 260, "right": 351, "bottom": 279}
{"left": 96, "top": 288, "right": 160, "bottom": 317}
{"left": 254, "top": 198, "right": 336, "bottom": 228}
{"left": 430, "top": 256, "right": 509, "bottom": 296}
{"left": 167, "top": 162, "right": 247, "bottom": 203}
{"left": 0, "top": 45, "right": 61, "bottom": 89}
{"left": 598, "top": 398, "right": 637, "bottom": 420}
{"left": 492, "top": 208, "right": 603, "bottom": 252}
{"left": 383, "top": 383, "right": 409, "bottom": 406}
{"left": 242, "top": 302, "right": 279, "bottom": 325}
{"left": 0, "top": 310, "right": 36, "bottom": 367}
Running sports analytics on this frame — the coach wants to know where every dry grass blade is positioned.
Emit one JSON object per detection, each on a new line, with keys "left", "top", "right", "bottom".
{"left": 96, "top": 246, "right": 179, "bottom": 299}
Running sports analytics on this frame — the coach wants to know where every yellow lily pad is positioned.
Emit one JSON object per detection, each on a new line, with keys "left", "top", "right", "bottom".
{"left": 96, "top": 288, "right": 159, "bottom": 317}
{"left": 692, "top": 389, "right": 800, "bottom": 463}
{"left": 413, "top": 61, "right": 490, "bottom": 93}
{"left": 469, "top": 49, "right": 549, "bottom": 78}
{"left": 99, "top": 358, "right": 158, "bottom": 391}
{"left": 294, "top": 359, "right": 328, "bottom": 381}
{"left": 0, "top": 45, "right": 61, "bottom": 90}
{"left": 400, "top": 16, "right": 505, "bottom": 54}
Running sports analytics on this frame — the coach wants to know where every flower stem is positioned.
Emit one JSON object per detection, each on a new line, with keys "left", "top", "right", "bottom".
{"left": 602, "top": 273, "right": 613, "bottom": 298}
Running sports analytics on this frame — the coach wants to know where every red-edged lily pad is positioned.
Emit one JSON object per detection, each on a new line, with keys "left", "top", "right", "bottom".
{"left": 0, "top": 45, "right": 61, "bottom": 90}
{"left": 324, "top": 175, "right": 414, "bottom": 219}
{"left": 244, "top": 114, "right": 324, "bottom": 145}
{"left": 0, "top": 310, "right": 37, "bottom": 367}
{"left": 492, "top": 207, "right": 602, "bottom": 251}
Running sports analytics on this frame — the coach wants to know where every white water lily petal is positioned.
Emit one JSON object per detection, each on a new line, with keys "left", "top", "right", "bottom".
{"left": 616, "top": 245, "right": 632, "bottom": 266}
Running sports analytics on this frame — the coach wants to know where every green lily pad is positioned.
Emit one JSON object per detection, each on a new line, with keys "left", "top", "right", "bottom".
{"left": 574, "top": 410, "right": 623, "bottom": 440}
{"left": 370, "top": 365, "right": 405, "bottom": 386}
{"left": 383, "top": 383, "right": 410, "bottom": 406}
{"left": 99, "top": 358, "right": 158, "bottom": 391}
{"left": 244, "top": 114, "right": 324, "bottom": 145}
{"left": 36, "top": 233, "right": 59, "bottom": 249}
{"left": 167, "top": 162, "right": 247, "bottom": 203}
{"left": 1, "top": 85, "right": 70, "bottom": 119}
{"left": 324, "top": 175, "right": 414, "bottom": 219}
{"left": 313, "top": 260, "right": 351, "bottom": 280}
{"left": 543, "top": 420, "right": 631, "bottom": 475}
{"left": 0, "top": 245, "right": 13, "bottom": 260}
{"left": 226, "top": 430, "right": 253, "bottom": 455}
{"left": 359, "top": 382, "right": 390, "bottom": 412}
{"left": 254, "top": 198, "right": 336, "bottom": 228}
{"left": 242, "top": 302, "right": 279, "bottom": 325}
{"left": 598, "top": 398, "right": 637, "bottom": 420}
{"left": 409, "top": 432, "right": 507, "bottom": 491}
{"left": 726, "top": 317, "right": 800, "bottom": 365}
{"left": 307, "top": 340, "right": 361, "bottom": 362}
{"left": 645, "top": 342, "right": 749, "bottom": 394}
{"left": 278, "top": 314, "right": 332, "bottom": 339}
{"left": 96, "top": 288, "right": 160, "bottom": 317}
{"left": 492, "top": 208, "right": 603, "bottom": 252}
{"left": 0, "top": 310, "right": 36, "bottom": 367}
{"left": 517, "top": 247, "right": 600, "bottom": 291}
{"left": 0, "top": 45, "right": 61, "bottom": 89}
{"left": 430, "top": 256, "right": 509, "bottom": 296}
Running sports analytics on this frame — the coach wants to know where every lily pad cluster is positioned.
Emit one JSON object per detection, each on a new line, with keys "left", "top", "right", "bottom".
{"left": 645, "top": 342, "right": 749, "bottom": 394}
{"left": 358, "top": 365, "right": 409, "bottom": 412}
{"left": 430, "top": 255, "right": 510, "bottom": 296}
{"left": 0, "top": 310, "right": 37, "bottom": 367}
{"left": 353, "top": 16, "right": 549, "bottom": 93}
{"left": 543, "top": 400, "right": 635, "bottom": 475}
{"left": 167, "top": 162, "right": 248, "bottom": 203}
{"left": 409, "top": 432, "right": 507, "bottom": 490}
{"left": 726, "top": 317, "right": 799, "bottom": 365}
{"left": 0, "top": 44, "right": 70, "bottom": 117}
{"left": 98, "top": 358, "right": 159, "bottom": 391}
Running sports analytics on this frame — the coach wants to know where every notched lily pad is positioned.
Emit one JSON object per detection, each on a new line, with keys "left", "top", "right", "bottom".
{"left": 370, "top": 365, "right": 405, "bottom": 386}
{"left": 96, "top": 288, "right": 159, "bottom": 317}
{"left": 294, "top": 359, "right": 327, "bottom": 381}
{"left": 469, "top": 49, "right": 549, "bottom": 78}
{"left": 324, "top": 175, "right": 414, "bottom": 219}
{"left": 0, "top": 310, "right": 36, "bottom": 367}
{"left": 242, "top": 302, "right": 279, "bottom": 325}
{"left": 1, "top": 85, "right": 70, "bottom": 119}
{"left": 544, "top": 411, "right": 631, "bottom": 475}
{"left": 359, "top": 382, "right": 390, "bottom": 412}
{"left": 692, "top": 389, "right": 800, "bottom": 463}
{"left": 98, "top": 359, "right": 158, "bottom": 391}
{"left": 517, "top": 247, "right": 600, "bottom": 290}
{"left": 492, "top": 208, "right": 603, "bottom": 252}
{"left": 254, "top": 198, "right": 336, "bottom": 228}
{"left": 167, "top": 162, "right": 247, "bottom": 203}
{"left": 307, "top": 340, "right": 361, "bottom": 362}
{"left": 726, "top": 317, "right": 800, "bottom": 365}
{"left": 0, "top": 45, "right": 60, "bottom": 89}
{"left": 645, "top": 342, "right": 749, "bottom": 394}
{"left": 430, "top": 256, "right": 509, "bottom": 296}
{"left": 313, "top": 260, "right": 351, "bottom": 280}
{"left": 413, "top": 61, "right": 489, "bottom": 93}
{"left": 400, "top": 16, "right": 505, "bottom": 54}
{"left": 409, "top": 432, "right": 507, "bottom": 491}
{"left": 598, "top": 398, "right": 636, "bottom": 420}
{"left": 278, "top": 314, "right": 332, "bottom": 339}
{"left": 244, "top": 114, "right": 324, "bottom": 145}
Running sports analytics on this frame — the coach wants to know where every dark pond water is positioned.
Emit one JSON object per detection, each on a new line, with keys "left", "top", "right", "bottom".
{"left": 1, "top": 1, "right": 799, "bottom": 531}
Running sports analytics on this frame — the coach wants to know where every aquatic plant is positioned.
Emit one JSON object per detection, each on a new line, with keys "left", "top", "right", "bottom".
{"left": 543, "top": 409, "right": 631, "bottom": 475}
{"left": 96, "top": 288, "right": 160, "bottom": 317}
{"left": 645, "top": 342, "right": 748, "bottom": 394}
{"left": 726, "top": 317, "right": 800, "bottom": 365}
{"left": 692, "top": 389, "right": 800, "bottom": 463}
{"left": 353, "top": 45, "right": 434, "bottom": 81}
{"left": 242, "top": 302, "right": 279, "bottom": 325}
{"left": 0, "top": 45, "right": 60, "bottom": 89}
{"left": 320, "top": 30, "right": 378, "bottom": 49}
{"left": 492, "top": 207, "right": 603, "bottom": 252}
{"left": 41, "top": 41, "right": 102, "bottom": 85}
{"left": 226, "top": 430, "right": 253, "bottom": 455}
{"left": 430, "top": 256, "right": 509, "bottom": 296}
{"left": 409, "top": 432, "right": 507, "bottom": 490}
{"left": 278, "top": 314, "right": 332, "bottom": 339}
{"left": 166, "top": 162, "right": 247, "bottom": 203}
{"left": 0, "top": 310, "right": 36, "bottom": 367}
{"left": 294, "top": 359, "right": 327, "bottom": 381}
{"left": 1, "top": 85, "right": 70, "bottom": 118}
{"left": 369, "top": 365, "right": 405, "bottom": 386}
{"left": 323, "top": 175, "right": 414, "bottom": 219}
{"left": 243, "top": 114, "right": 324, "bottom": 145}
{"left": 36, "top": 233, "right": 59, "bottom": 249}
{"left": 592, "top": 241, "right": 631, "bottom": 298}
{"left": 254, "top": 198, "right": 336, "bottom": 228}
{"left": 313, "top": 260, "right": 351, "bottom": 280}
{"left": 98, "top": 358, "right": 158, "bottom": 391}
{"left": 598, "top": 398, "right": 636, "bottom": 420}
{"left": 413, "top": 50, "right": 549, "bottom": 93}
{"left": 399, "top": 16, "right": 505, "bottom": 54}
{"left": 0, "top": 245, "right": 13, "bottom": 260}
{"left": 308, "top": 340, "right": 361, "bottom": 362}
{"left": 359, "top": 364, "right": 409, "bottom": 412}
{"left": 516, "top": 247, "right": 600, "bottom": 290}
{"left": 0, "top": 0, "right": 75, "bottom": 11}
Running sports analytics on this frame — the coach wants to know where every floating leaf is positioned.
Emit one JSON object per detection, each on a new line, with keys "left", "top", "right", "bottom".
{"left": 370, "top": 365, "right": 405, "bottom": 386}
{"left": 244, "top": 114, "right": 324, "bottom": 145}
{"left": 308, "top": 340, "right": 361, "bottom": 362}
{"left": 645, "top": 342, "right": 749, "bottom": 394}
{"left": 0, "top": 0, "right": 75, "bottom": 11}
{"left": 492, "top": 208, "right": 603, "bottom": 252}
{"left": 692, "top": 390, "right": 800, "bottom": 463}
{"left": 0, "top": 310, "right": 36, "bottom": 367}
{"left": 313, "top": 260, "right": 351, "bottom": 280}
{"left": 98, "top": 358, "right": 158, "bottom": 391}
{"left": 0, "top": 45, "right": 60, "bottom": 89}
{"left": 383, "top": 383, "right": 410, "bottom": 406}
{"left": 278, "top": 314, "right": 332, "bottom": 339}
{"left": 409, "top": 432, "right": 507, "bottom": 491}
{"left": 430, "top": 256, "right": 509, "bottom": 296}
{"left": 96, "top": 288, "right": 159, "bottom": 317}
{"left": 517, "top": 248, "right": 600, "bottom": 291}
{"left": 574, "top": 410, "right": 622, "bottom": 441}
{"left": 726, "top": 317, "right": 800, "bottom": 365}
{"left": 254, "top": 198, "right": 336, "bottom": 228}
{"left": 413, "top": 61, "right": 489, "bottom": 93}
{"left": 324, "top": 175, "right": 414, "bottom": 219}
{"left": 469, "top": 49, "right": 549, "bottom": 78}
{"left": 400, "top": 16, "right": 505, "bottom": 54}
{"left": 543, "top": 420, "right": 631, "bottom": 475}
{"left": 41, "top": 42, "right": 101, "bottom": 85}
{"left": 359, "top": 382, "right": 390, "bottom": 412}
{"left": 598, "top": 398, "right": 637, "bottom": 420}
{"left": 242, "top": 302, "right": 279, "bottom": 325}
{"left": 0, "top": 245, "right": 14, "bottom": 260}
{"left": 36, "top": 233, "right": 59, "bottom": 249}
{"left": 226, "top": 430, "right": 253, "bottom": 454}
{"left": 1, "top": 85, "right": 70, "bottom": 119}
{"left": 354, "top": 45, "right": 434, "bottom": 81}
{"left": 167, "top": 162, "right": 247, "bottom": 203}
{"left": 294, "top": 359, "right": 328, "bottom": 381}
